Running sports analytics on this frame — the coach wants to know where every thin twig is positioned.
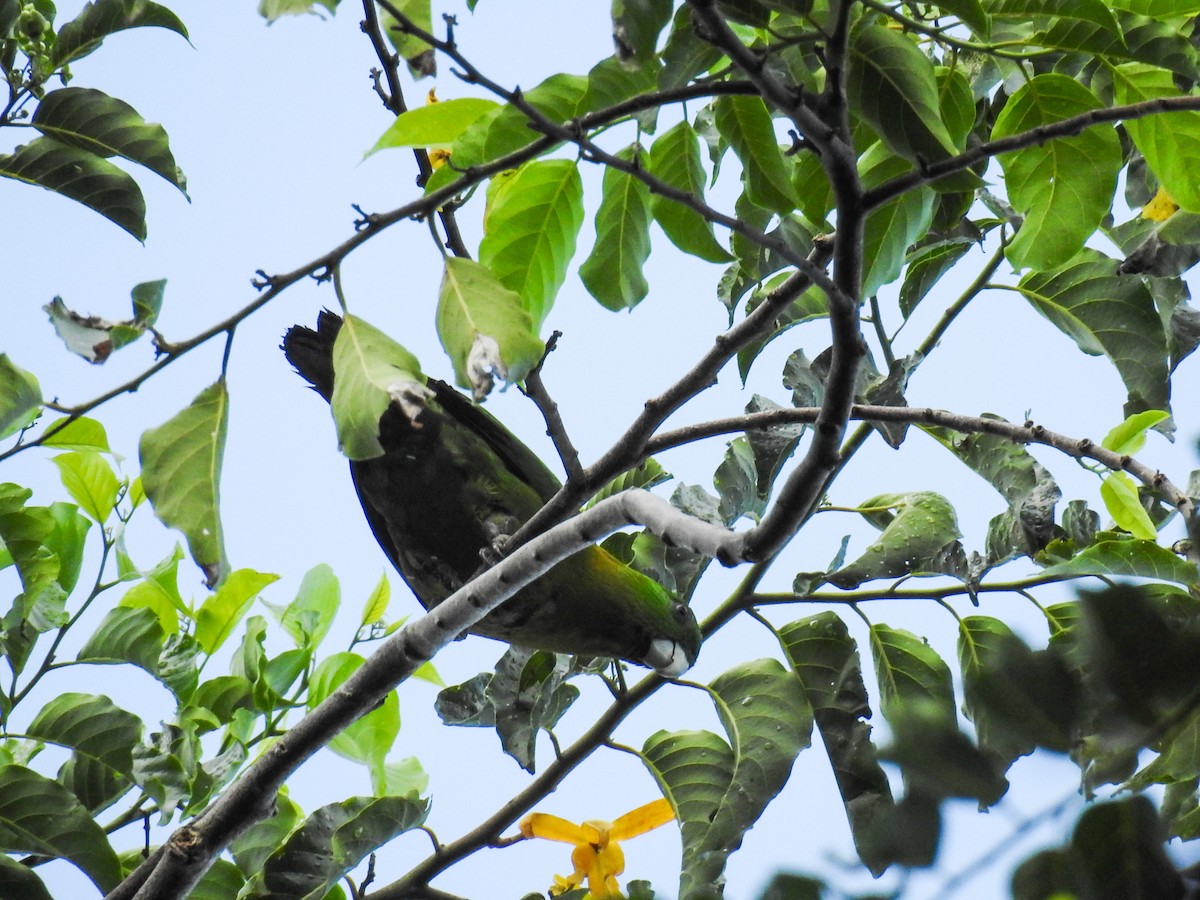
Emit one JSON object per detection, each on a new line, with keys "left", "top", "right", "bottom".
{"left": 521, "top": 332, "right": 583, "bottom": 481}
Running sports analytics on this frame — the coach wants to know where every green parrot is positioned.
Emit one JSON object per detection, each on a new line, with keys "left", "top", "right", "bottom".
{"left": 282, "top": 311, "right": 702, "bottom": 676}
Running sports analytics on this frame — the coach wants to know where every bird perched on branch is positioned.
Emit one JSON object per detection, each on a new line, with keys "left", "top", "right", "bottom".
{"left": 282, "top": 311, "right": 701, "bottom": 676}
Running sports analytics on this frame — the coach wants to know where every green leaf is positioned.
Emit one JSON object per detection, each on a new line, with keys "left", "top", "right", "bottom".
{"left": 360, "top": 571, "right": 390, "bottom": 628}
{"left": 587, "top": 458, "right": 670, "bottom": 508}
{"left": 1038, "top": 535, "right": 1198, "bottom": 585}
{"left": 992, "top": 75, "right": 1121, "bottom": 270}
{"left": 230, "top": 789, "right": 303, "bottom": 876}
{"left": 869, "top": 624, "right": 957, "bottom": 723}
{"left": 612, "top": 0, "right": 672, "bottom": 66}
{"left": 1102, "top": 409, "right": 1171, "bottom": 454}
{"left": 714, "top": 95, "right": 799, "bottom": 213}
{"left": 899, "top": 238, "right": 974, "bottom": 319}
{"left": 0, "top": 355, "right": 41, "bottom": 440}
{"left": 130, "top": 723, "right": 195, "bottom": 822}
{"left": 194, "top": 568, "right": 280, "bottom": 655}
{"left": 1100, "top": 471, "right": 1159, "bottom": 540}
{"left": 368, "top": 97, "right": 500, "bottom": 153}
{"left": 1115, "top": 66, "right": 1200, "bottom": 211}
{"left": 329, "top": 313, "right": 423, "bottom": 461}
{"left": 76, "top": 606, "right": 166, "bottom": 674}
{"left": 477, "top": 159, "right": 584, "bottom": 327}
{"left": 0, "top": 137, "right": 146, "bottom": 240}
{"left": 922, "top": 417, "right": 1061, "bottom": 555}
{"left": 51, "top": 0, "right": 189, "bottom": 68}
{"left": 117, "top": 544, "right": 188, "bottom": 634}
{"left": 380, "top": 0, "right": 435, "bottom": 77}
{"left": 269, "top": 563, "right": 340, "bottom": 651}
{"left": 40, "top": 416, "right": 109, "bottom": 452}
{"left": 51, "top": 450, "right": 119, "bottom": 523}
{"left": 828, "top": 491, "right": 962, "bottom": 588}
{"left": 1126, "top": 707, "right": 1200, "bottom": 791}
{"left": 958, "top": 617, "right": 1079, "bottom": 763}
{"left": 435, "top": 648, "right": 579, "bottom": 773}
{"left": 647, "top": 120, "right": 734, "bottom": 263}
{"left": 989, "top": 0, "right": 1122, "bottom": 39}
{"left": 257, "top": 0, "right": 337, "bottom": 20}
{"left": 258, "top": 794, "right": 429, "bottom": 900}
{"left": 931, "top": 0, "right": 990, "bottom": 34}
{"left": 374, "top": 756, "right": 429, "bottom": 799}
{"left": 1069, "top": 796, "right": 1183, "bottom": 898}
{"left": 935, "top": 66, "right": 975, "bottom": 153}
{"left": 644, "top": 659, "right": 812, "bottom": 899}
{"left": 658, "top": 4, "right": 721, "bottom": 90}
{"left": 882, "top": 699, "right": 1009, "bottom": 806}
{"left": 1114, "top": 11, "right": 1200, "bottom": 79}
{"left": 27, "top": 693, "right": 141, "bottom": 779}
{"left": 138, "top": 380, "right": 230, "bottom": 587}
{"left": 437, "top": 256, "right": 544, "bottom": 399}
{"left": 33, "top": 87, "right": 187, "bottom": 194}
{"left": 1019, "top": 249, "right": 1170, "bottom": 419}
{"left": 0, "top": 855, "right": 53, "bottom": 900}
{"left": 309, "top": 652, "right": 399, "bottom": 773}
{"left": 43, "top": 502, "right": 90, "bottom": 594}
{"left": 452, "top": 73, "right": 587, "bottom": 167}
{"left": 0, "top": 765, "right": 122, "bottom": 891}
{"left": 846, "top": 23, "right": 957, "bottom": 165}
{"left": 186, "top": 858, "right": 246, "bottom": 900}
{"left": 860, "top": 143, "right": 937, "bottom": 298}
{"left": 579, "top": 144, "right": 654, "bottom": 311}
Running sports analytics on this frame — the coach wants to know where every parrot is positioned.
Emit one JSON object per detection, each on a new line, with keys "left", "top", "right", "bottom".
{"left": 282, "top": 311, "right": 702, "bottom": 676}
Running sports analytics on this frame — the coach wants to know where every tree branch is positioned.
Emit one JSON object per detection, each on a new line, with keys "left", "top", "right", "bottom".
{"left": 648, "top": 404, "right": 1200, "bottom": 557}
{"left": 110, "top": 492, "right": 738, "bottom": 899}
{"left": 862, "top": 94, "right": 1200, "bottom": 211}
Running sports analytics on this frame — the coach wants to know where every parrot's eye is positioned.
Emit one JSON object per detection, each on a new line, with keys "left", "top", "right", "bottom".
{"left": 672, "top": 602, "right": 689, "bottom": 621}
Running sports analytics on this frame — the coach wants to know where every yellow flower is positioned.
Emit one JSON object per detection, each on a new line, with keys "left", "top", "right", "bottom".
{"left": 428, "top": 147, "right": 451, "bottom": 169}
{"left": 520, "top": 798, "right": 675, "bottom": 899}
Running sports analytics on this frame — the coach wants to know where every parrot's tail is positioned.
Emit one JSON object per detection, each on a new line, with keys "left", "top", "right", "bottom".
{"left": 282, "top": 310, "right": 343, "bottom": 400}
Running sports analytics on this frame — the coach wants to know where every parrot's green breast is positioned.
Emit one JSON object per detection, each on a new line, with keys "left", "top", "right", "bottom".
{"left": 283, "top": 312, "right": 702, "bottom": 675}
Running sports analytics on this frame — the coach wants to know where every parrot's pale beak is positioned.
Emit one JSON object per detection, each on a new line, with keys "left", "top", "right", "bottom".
{"left": 645, "top": 638, "right": 693, "bottom": 677}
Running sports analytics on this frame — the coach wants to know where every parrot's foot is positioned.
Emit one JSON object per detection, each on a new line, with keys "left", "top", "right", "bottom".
{"left": 479, "top": 534, "right": 509, "bottom": 567}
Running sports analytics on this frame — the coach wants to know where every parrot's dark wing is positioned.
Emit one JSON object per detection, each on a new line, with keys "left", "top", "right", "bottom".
{"left": 283, "top": 311, "right": 702, "bottom": 675}
{"left": 282, "top": 310, "right": 559, "bottom": 503}
{"left": 423, "top": 378, "right": 562, "bottom": 504}
{"left": 280, "top": 310, "right": 340, "bottom": 401}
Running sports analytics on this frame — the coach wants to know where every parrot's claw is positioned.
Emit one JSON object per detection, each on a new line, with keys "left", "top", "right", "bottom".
{"left": 479, "top": 533, "right": 510, "bottom": 567}
{"left": 644, "top": 638, "right": 693, "bottom": 677}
